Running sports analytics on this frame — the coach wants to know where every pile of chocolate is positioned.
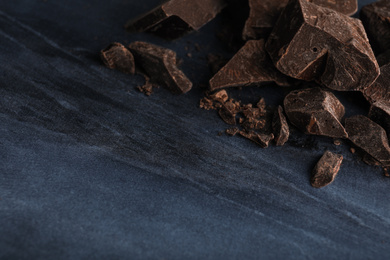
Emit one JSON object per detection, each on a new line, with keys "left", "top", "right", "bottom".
{"left": 101, "top": 0, "right": 390, "bottom": 188}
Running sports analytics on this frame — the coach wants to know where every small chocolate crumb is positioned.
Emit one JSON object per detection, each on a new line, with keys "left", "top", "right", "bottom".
{"left": 311, "top": 151, "right": 343, "bottom": 188}
{"left": 226, "top": 127, "right": 239, "bottom": 136}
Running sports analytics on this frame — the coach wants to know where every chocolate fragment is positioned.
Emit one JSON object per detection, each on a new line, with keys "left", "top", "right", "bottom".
{"left": 311, "top": 150, "right": 343, "bottom": 188}
{"left": 209, "top": 40, "right": 290, "bottom": 91}
{"left": 266, "top": 0, "right": 379, "bottom": 91}
{"left": 363, "top": 63, "right": 390, "bottom": 104}
{"left": 218, "top": 99, "right": 240, "bottom": 125}
{"left": 368, "top": 100, "right": 390, "bottom": 137}
{"left": 311, "top": 0, "right": 357, "bottom": 16}
{"left": 272, "top": 105, "right": 289, "bottom": 146}
{"left": 360, "top": 0, "right": 390, "bottom": 55}
{"left": 284, "top": 87, "right": 347, "bottom": 138}
{"left": 100, "top": 43, "right": 135, "bottom": 74}
{"left": 128, "top": 41, "right": 192, "bottom": 94}
{"left": 125, "top": 0, "right": 226, "bottom": 40}
{"left": 345, "top": 115, "right": 390, "bottom": 166}
{"left": 239, "top": 130, "right": 274, "bottom": 148}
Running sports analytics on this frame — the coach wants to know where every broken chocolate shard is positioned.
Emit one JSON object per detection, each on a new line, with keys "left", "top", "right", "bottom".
{"left": 272, "top": 105, "right": 289, "bottom": 146}
{"left": 239, "top": 130, "right": 274, "bottom": 148}
{"left": 311, "top": 150, "right": 343, "bottom": 188}
{"left": 345, "top": 115, "right": 390, "bottom": 166}
{"left": 100, "top": 42, "right": 135, "bottom": 74}
{"left": 218, "top": 99, "right": 239, "bottom": 125}
{"left": 360, "top": 0, "right": 390, "bottom": 55}
{"left": 363, "top": 63, "right": 390, "bottom": 104}
{"left": 243, "top": 0, "right": 357, "bottom": 40}
{"left": 284, "top": 87, "right": 347, "bottom": 138}
{"left": 266, "top": 0, "right": 379, "bottom": 91}
{"left": 369, "top": 100, "right": 390, "bottom": 138}
{"left": 209, "top": 39, "right": 290, "bottom": 91}
{"left": 125, "top": 0, "right": 226, "bottom": 39}
{"left": 128, "top": 41, "right": 192, "bottom": 94}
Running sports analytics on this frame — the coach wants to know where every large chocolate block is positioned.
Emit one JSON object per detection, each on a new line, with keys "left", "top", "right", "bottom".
{"left": 125, "top": 0, "right": 226, "bottom": 39}
{"left": 284, "top": 87, "right": 347, "bottom": 138}
{"left": 243, "top": 0, "right": 357, "bottom": 40}
{"left": 363, "top": 63, "right": 390, "bottom": 104}
{"left": 209, "top": 40, "right": 290, "bottom": 91}
{"left": 311, "top": 151, "right": 343, "bottom": 188}
{"left": 128, "top": 41, "right": 192, "bottom": 94}
{"left": 360, "top": 0, "right": 390, "bottom": 55}
{"left": 266, "top": 0, "right": 379, "bottom": 91}
{"left": 345, "top": 115, "right": 390, "bottom": 166}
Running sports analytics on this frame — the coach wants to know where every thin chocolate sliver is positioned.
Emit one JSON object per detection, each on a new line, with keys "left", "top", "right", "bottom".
{"left": 311, "top": 151, "right": 343, "bottom": 188}
{"left": 128, "top": 41, "right": 192, "bottom": 94}
{"left": 125, "top": 0, "right": 226, "bottom": 40}
{"left": 272, "top": 105, "right": 289, "bottom": 146}
{"left": 100, "top": 42, "right": 135, "bottom": 74}
{"left": 266, "top": 0, "right": 379, "bottom": 91}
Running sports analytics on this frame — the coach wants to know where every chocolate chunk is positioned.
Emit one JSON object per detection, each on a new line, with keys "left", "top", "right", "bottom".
{"left": 345, "top": 115, "right": 390, "bottom": 166}
{"left": 266, "top": 0, "right": 379, "bottom": 91}
{"left": 360, "top": 0, "right": 390, "bottom": 55}
{"left": 369, "top": 100, "right": 390, "bottom": 137}
{"left": 209, "top": 39, "right": 290, "bottom": 91}
{"left": 125, "top": 0, "right": 226, "bottom": 39}
{"left": 363, "top": 63, "right": 390, "bottom": 104}
{"left": 311, "top": 151, "right": 343, "bottom": 188}
{"left": 243, "top": 0, "right": 357, "bottom": 40}
{"left": 218, "top": 99, "right": 240, "bottom": 125}
{"left": 284, "top": 87, "right": 347, "bottom": 138}
{"left": 272, "top": 105, "right": 289, "bottom": 146}
{"left": 242, "top": 0, "right": 288, "bottom": 40}
{"left": 239, "top": 130, "right": 274, "bottom": 148}
{"left": 100, "top": 43, "right": 135, "bottom": 74}
{"left": 128, "top": 41, "right": 192, "bottom": 94}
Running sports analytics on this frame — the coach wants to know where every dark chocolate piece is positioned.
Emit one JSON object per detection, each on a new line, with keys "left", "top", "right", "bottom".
{"left": 266, "top": 0, "right": 379, "bottom": 91}
{"left": 209, "top": 39, "right": 290, "bottom": 91}
{"left": 284, "top": 87, "right": 347, "bottom": 138}
{"left": 125, "top": 0, "right": 226, "bottom": 39}
{"left": 369, "top": 100, "right": 390, "bottom": 137}
{"left": 345, "top": 115, "right": 390, "bottom": 166}
{"left": 218, "top": 99, "right": 240, "bottom": 125}
{"left": 311, "top": 150, "right": 343, "bottom": 188}
{"left": 243, "top": 0, "right": 357, "bottom": 40}
{"left": 100, "top": 43, "right": 135, "bottom": 74}
{"left": 272, "top": 105, "right": 289, "bottom": 146}
{"left": 239, "top": 130, "right": 274, "bottom": 148}
{"left": 363, "top": 63, "right": 390, "bottom": 104}
{"left": 128, "top": 41, "right": 192, "bottom": 94}
{"left": 360, "top": 0, "right": 390, "bottom": 55}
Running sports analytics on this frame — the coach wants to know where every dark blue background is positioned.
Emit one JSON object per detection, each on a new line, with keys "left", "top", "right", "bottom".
{"left": 1, "top": 0, "right": 389, "bottom": 259}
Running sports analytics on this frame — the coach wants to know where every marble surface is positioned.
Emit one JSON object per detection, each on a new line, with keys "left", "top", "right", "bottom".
{"left": 1, "top": 0, "right": 389, "bottom": 259}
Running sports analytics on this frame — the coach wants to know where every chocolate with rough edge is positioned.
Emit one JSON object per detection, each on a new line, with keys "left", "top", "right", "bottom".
{"left": 284, "top": 87, "right": 347, "bottom": 138}
{"left": 363, "top": 63, "right": 390, "bottom": 104}
{"left": 311, "top": 151, "right": 343, "bottom": 188}
{"left": 100, "top": 43, "right": 135, "bottom": 74}
{"left": 239, "top": 130, "right": 274, "bottom": 148}
{"left": 345, "top": 115, "right": 390, "bottom": 166}
{"left": 272, "top": 105, "right": 289, "bottom": 146}
{"left": 125, "top": 0, "right": 226, "bottom": 39}
{"left": 360, "top": 0, "right": 390, "bottom": 54}
{"left": 369, "top": 101, "right": 390, "bottom": 137}
{"left": 243, "top": 0, "right": 357, "bottom": 40}
{"left": 265, "top": 0, "right": 379, "bottom": 91}
{"left": 209, "top": 40, "right": 290, "bottom": 91}
{"left": 128, "top": 41, "right": 192, "bottom": 94}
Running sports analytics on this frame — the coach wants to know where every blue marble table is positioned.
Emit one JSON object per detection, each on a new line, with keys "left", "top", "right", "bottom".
{"left": 1, "top": 0, "right": 389, "bottom": 259}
